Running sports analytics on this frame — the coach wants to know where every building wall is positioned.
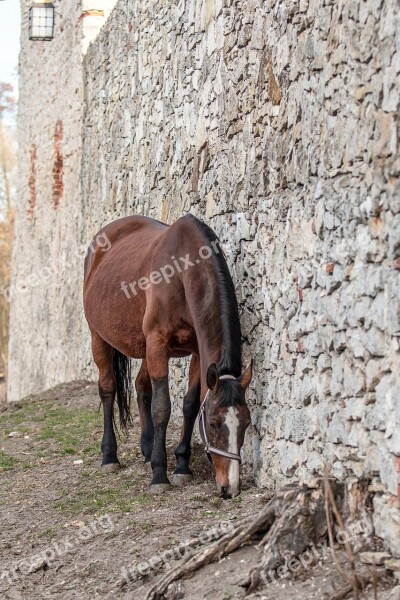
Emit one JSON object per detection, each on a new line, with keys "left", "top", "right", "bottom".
{"left": 10, "top": 0, "right": 400, "bottom": 555}
{"left": 8, "top": 0, "right": 116, "bottom": 401}
{"left": 81, "top": 0, "right": 400, "bottom": 554}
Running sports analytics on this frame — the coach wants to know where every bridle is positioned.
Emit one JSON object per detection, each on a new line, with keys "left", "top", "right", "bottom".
{"left": 198, "top": 374, "right": 242, "bottom": 463}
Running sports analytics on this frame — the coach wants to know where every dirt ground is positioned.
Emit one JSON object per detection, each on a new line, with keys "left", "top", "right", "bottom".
{"left": 0, "top": 381, "right": 398, "bottom": 600}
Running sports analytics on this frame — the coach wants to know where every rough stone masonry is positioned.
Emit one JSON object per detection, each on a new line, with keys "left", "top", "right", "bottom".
{"left": 9, "top": 0, "right": 118, "bottom": 403}
{"left": 9, "top": 0, "right": 400, "bottom": 555}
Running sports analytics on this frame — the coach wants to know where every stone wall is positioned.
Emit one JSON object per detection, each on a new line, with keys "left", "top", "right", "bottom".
{"left": 81, "top": 0, "right": 400, "bottom": 554}
{"left": 10, "top": 0, "right": 400, "bottom": 556}
{"left": 9, "top": 0, "right": 86, "bottom": 402}
{"left": 8, "top": 0, "right": 117, "bottom": 401}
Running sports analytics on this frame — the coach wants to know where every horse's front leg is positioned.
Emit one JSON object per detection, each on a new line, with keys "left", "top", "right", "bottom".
{"left": 172, "top": 353, "right": 200, "bottom": 486}
{"left": 146, "top": 337, "right": 171, "bottom": 493}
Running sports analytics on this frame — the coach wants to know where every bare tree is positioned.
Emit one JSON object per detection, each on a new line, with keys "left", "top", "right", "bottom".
{"left": 0, "top": 82, "right": 16, "bottom": 383}
{"left": 0, "top": 220, "right": 12, "bottom": 378}
{"left": 0, "top": 82, "right": 16, "bottom": 216}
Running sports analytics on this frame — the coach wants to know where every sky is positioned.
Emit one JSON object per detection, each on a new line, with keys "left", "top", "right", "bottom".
{"left": 0, "top": 0, "right": 21, "bottom": 92}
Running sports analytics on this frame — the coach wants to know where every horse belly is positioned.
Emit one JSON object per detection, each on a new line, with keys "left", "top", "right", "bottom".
{"left": 87, "top": 302, "right": 147, "bottom": 359}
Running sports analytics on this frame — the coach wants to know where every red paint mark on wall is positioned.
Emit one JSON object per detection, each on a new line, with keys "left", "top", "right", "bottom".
{"left": 27, "top": 144, "right": 37, "bottom": 221}
{"left": 52, "top": 120, "right": 64, "bottom": 209}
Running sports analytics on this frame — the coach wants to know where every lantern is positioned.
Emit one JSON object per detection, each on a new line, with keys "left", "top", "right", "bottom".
{"left": 29, "top": 1, "right": 55, "bottom": 41}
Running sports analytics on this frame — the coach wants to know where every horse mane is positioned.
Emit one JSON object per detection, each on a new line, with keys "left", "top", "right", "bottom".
{"left": 189, "top": 214, "right": 242, "bottom": 378}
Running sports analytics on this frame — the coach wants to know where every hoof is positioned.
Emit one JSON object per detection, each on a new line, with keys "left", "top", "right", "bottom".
{"left": 149, "top": 483, "right": 171, "bottom": 495}
{"left": 101, "top": 463, "right": 120, "bottom": 473}
{"left": 143, "top": 461, "right": 152, "bottom": 473}
{"left": 171, "top": 473, "right": 193, "bottom": 486}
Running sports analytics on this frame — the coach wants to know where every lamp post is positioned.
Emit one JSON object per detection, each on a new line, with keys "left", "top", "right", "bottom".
{"left": 29, "top": 1, "right": 55, "bottom": 41}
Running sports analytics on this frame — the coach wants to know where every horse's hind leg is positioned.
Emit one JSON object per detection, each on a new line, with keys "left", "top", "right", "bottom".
{"left": 172, "top": 353, "right": 200, "bottom": 486}
{"left": 135, "top": 360, "right": 153, "bottom": 466}
{"left": 91, "top": 331, "right": 120, "bottom": 472}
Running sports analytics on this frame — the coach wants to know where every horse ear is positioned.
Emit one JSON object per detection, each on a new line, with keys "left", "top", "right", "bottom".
{"left": 238, "top": 360, "right": 253, "bottom": 390}
{"left": 206, "top": 363, "right": 219, "bottom": 391}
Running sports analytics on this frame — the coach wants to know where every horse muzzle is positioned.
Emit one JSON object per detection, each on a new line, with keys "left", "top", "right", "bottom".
{"left": 218, "top": 482, "right": 240, "bottom": 499}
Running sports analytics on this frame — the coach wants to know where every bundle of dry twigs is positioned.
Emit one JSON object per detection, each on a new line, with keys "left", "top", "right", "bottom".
{"left": 145, "top": 469, "right": 383, "bottom": 600}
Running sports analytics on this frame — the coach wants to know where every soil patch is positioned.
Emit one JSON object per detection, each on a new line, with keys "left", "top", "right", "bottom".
{"left": 0, "top": 382, "right": 397, "bottom": 599}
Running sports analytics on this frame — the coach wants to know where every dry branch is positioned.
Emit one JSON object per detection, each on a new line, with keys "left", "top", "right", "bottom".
{"left": 328, "top": 571, "right": 386, "bottom": 600}
{"left": 144, "top": 476, "right": 375, "bottom": 600}
{"left": 324, "top": 467, "right": 361, "bottom": 599}
{"left": 145, "top": 498, "right": 277, "bottom": 600}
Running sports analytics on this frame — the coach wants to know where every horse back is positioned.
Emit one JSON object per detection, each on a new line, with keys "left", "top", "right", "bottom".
{"left": 84, "top": 215, "right": 168, "bottom": 282}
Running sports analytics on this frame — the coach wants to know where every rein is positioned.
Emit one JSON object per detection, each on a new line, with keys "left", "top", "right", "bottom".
{"left": 198, "top": 374, "right": 242, "bottom": 463}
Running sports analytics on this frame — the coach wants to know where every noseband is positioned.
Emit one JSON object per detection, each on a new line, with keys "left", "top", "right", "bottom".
{"left": 199, "top": 374, "right": 242, "bottom": 463}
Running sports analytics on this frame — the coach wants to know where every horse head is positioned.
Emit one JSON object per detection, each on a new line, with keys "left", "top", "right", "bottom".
{"left": 200, "top": 361, "right": 253, "bottom": 498}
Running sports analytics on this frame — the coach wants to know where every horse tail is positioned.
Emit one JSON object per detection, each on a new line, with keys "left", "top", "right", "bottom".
{"left": 112, "top": 349, "right": 133, "bottom": 433}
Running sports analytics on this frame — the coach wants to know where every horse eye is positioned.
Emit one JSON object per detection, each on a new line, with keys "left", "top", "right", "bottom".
{"left": 209, "top": 423, "right": 217, "bottom": 431}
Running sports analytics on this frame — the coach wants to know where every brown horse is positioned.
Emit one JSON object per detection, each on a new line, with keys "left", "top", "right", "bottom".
{"left": 83, "top": 214, "right": 252, "bottom": 497}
